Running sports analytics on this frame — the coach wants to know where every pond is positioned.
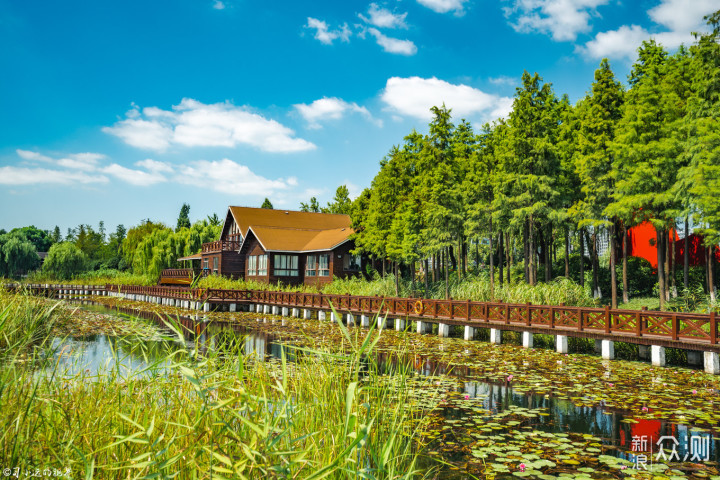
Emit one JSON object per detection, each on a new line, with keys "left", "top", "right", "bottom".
{"left": 53, "top": 298, "right": 720, "bottom": 479}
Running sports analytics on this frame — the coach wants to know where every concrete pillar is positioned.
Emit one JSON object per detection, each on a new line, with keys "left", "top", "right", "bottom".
{"left": 347, "top": 313, "right": 355, "bottom": 326}
{"left": 490, "top": 328, "right": 502, "bottom": 345}
{"left": 601, "top": 340, "right": 615, "bottom": 360}
{"left": 361, "top": 315, "right": 370, "bottom": 328}
{"left": 263, "top": 305, "right": 271, "bottom": 314}
{"left": 281, "top": 307, "right": 289, "bottom": 316}
{"left": 229, "top": 303, "right": 237, "bottom": 312}
{"left": 330, "top": 312, "right": 338, "bottom": 323}
{"left": 170, "top": 299, "right": 176, "bottom": 307}
{"left": 651, "top": 345, "right": 666, "bottom": 367}
{"left": 395, "top": 319, "right": 405, "bottom": 331}
{"left": 687, "top": 350, "right": 703, "bottom": 366}
{"left": 292, "top": 308, "right": 299, "bottom": 317}
{"left": 639, "top": 345, "right": 650, "bottom": 360}
{"left": 464, "top": 326, "right": 476, "bottom": 341}
{"left": 438, "top": 323, "right": 450, "bottom": 337}
{"left": 203, "top": 303, "right": 211, "bottom": 312}
{"left": 303, "top": 309, "right": 312, "bottom": 319}
{"left": 704, "top": 352, "right": 719, "bottom": 375}
{"left": 416, "top": 321, "right": 430, "bottom": 334}
{"left": 522, "top": 331, "right": 534, "bottom": 349}
{"left": 272, "top": 306, "right": 280, "bottom": 315}
{"left": 556, "top": 335, "right": 568, "bottom": 354}
{"left": 318, "top": 311, "right": 327, "bottom": 322}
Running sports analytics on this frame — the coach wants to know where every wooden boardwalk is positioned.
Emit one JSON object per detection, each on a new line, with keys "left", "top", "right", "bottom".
{"left": 11, "top": 283, "right": 719, "bottom": 354}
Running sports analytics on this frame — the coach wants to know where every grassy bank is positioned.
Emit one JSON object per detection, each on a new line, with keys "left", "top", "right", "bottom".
{"left": 0, "top": 292, "right": 432, "bottom": 478}
{"left": 25, "top": 268, "right": 155, "bottom": 286}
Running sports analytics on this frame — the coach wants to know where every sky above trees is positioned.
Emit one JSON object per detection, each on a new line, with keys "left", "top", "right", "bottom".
{"left": 0, "top": 0, "right": 716, "bottom": 233}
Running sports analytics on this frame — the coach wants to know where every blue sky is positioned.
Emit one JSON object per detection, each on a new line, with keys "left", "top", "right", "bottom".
{"left": 0, "top": 0, "right": 716, "bottom": 235}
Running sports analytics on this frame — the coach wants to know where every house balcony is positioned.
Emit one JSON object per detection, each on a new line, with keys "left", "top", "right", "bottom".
{"left": 201, "top": 240, "right": 241, "bottom": 253}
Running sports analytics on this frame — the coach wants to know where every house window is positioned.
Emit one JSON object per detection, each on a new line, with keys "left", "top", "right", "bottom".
{"left": 319, "top": 254, "right": 330, "bottom": 276}
{"left": 203, "top": 258, "right": 209, "bottom": 270}
{"left": 248, "top": 255, "right": 267, "bottom": 276}
{"left": 343, "top": 254, "right": 361, "bottom": 271}
{"left": 248, "top": 255, "right": 257, "bottom": 275}
{"left": 213, "top": 256, "right": 219, "bottom": 274}
{"left": 274, "top": 254, "right": 299, "bottom": 276}
{"left": 306, "top": 255, "right": 317, "bottom": 276}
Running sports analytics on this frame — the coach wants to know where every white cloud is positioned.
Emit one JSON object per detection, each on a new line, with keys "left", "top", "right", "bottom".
{"left": 578, "top": 0, "right": 716, "bottom": 60}
{"left": 16, "top": 149, "right": 53, "bottom": 163}
{"left": 416, "top": 0, "right": 469, "bottom": 15}
{"left": 578, "top": 24, "right": 650, "bottom": 60}
{"left": 103, "top": 98, "right": 316, "bottom": 153}
{"left": 367, "top": 28, "right": 417, "bottom": 55}
{"left": 176, "top": 158, "right": 291, "bottom": 196}
{"left": 503, "top": 0, "right": 609, "bottom": 42}
{"left": 136, "top": 158, "right": 173, "bottom": 173}
{"left": 212, "top": 0, "right": 225, "bottom": 9}
{"left": 381, "top": 76, "right": 513, "bottom": 122}
{"left": 294, "top": 97, "right": 380, "bottom": 128}
{"left": 102, "top": 163, "right": 168, "bottom": 186}
{"left": 359, "top": 4, "right": 408, "bottom": 28}
{"left": 56, "top": 152, "right": 106, "bottom": 171}
{"left": 0, "top": 166, "right": 108, "bottom": 185}
{"left": 488, "top": 75, "right": 518, "bottom": 86}
{"left": 305, "top": 17, "right": 352, "bottom": 45}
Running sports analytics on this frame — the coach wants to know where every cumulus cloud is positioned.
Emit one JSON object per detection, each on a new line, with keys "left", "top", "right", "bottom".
{"left": 416, "top": 0, "right": 468, "bottom": 15}
{"left": 0, "top": 167, "right": 108, "bottom": 185}
{"left": 359, "top": 4, "right": 408, "bottom": 28}
{"left": 367, "top": 28, "right": 417, "bottom": 55}
{"left": 381, "top": 76, "right": 513, "bottom": 122}
{"left": 305, "top": 17, "right": 352, "bottom": 45}
{"left": 212, "top": 0, "right": 225, "bottom": 9}
{"left": 176, "top": 159, "right": 292, "bottom": 196}
{"left": 16, "top": 149, "right": 53, "bottom": 163}
{"left": 103, "top": 163, "right": 168, "bottom": 186}
{"left": 294, "top": 97, "right": 380, "bottom": 128}
{"left": 578, "top": 0, "right": 716, "bottom": 60}
{"left": 503, "top": 0, "right": 609, "bottom": 42}
{"left": 103, "top": 99, "right": 316, "bottom": 153}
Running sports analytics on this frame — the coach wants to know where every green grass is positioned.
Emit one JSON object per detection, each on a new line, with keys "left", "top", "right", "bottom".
{"left": 0, "top": 292, "right": 434, "bottom": 479}
{"left": 25, "top": 268, "right": 155, "bottom": 286}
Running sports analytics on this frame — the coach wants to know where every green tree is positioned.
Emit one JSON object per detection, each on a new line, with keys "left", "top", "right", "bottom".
{"left": 51, "top": 226, "right": 62, "bottom": 244}
{"left": 324, "top": 185, "right": 352, "bottom": 215}
{"left": 261, "top": 198, "right": 274, "bottom": 209}
{"left": 43, "top": 242, "right": 88, "bottom": 280}
{"left": 300, "top": 197, "right": 321, "bottom": 212}
{"left": 176, "top": 203, "right": 191, "bottom": 231}
{"left": 10, "top": 226, "right": 53, "bottom": 252}
{"left": 0, "top": 232, "right": 39, "bottom": 278}
{"left": 573, "top": 58, "right": 625, "bottom": 306}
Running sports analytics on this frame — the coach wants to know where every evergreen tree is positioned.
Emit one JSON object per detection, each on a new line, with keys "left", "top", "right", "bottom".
{"left": 261, "top": 198, "right": 274, "bottom": 209}
{"left": 324, "top": 185, "right": 352, "bottom": 214}
{"left": 176, "top": 203, "right": 191, "bottom": 230}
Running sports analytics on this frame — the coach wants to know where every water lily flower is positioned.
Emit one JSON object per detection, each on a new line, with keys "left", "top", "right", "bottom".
{"left": 507, "top": 375, "right": 514, "bottom": 381}
{"left": 518, "top": 463, "right": 526, "bottom": 472}
{"left": 641, "top": 406, "right": 649, "bottom": 412}
{"left": 692, "top": 389, "right": 697, "bottom": 394}
{"left": 464, "top": 395, "right": 469, "bottom": 400}
{"left": 608, "top": 382, "right": 614, "bottom": 387}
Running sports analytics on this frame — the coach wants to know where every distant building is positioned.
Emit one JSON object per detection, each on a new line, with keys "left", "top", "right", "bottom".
{"left": 175, "top": 206, "right": 362, "bottom": 285}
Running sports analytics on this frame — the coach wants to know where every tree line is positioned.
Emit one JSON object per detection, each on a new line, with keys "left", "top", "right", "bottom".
{"left": 347, "top": 11, "right": 720, "bottom": 310}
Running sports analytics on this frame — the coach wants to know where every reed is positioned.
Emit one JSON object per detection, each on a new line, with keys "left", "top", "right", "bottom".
{"left": 0, "top": 293, "right": 433, "bottom": 478}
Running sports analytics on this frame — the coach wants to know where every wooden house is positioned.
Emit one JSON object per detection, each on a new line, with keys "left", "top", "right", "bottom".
{"left": 177, "top": 206, "right": 361, "bottom": 286}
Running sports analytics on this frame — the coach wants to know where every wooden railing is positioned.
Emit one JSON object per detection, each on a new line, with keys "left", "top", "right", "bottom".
{"left": 201, "top": 240, "right": 240, "bottom": 253}
{"left": 159, "top": 268, "right": 193, "bottom": 278}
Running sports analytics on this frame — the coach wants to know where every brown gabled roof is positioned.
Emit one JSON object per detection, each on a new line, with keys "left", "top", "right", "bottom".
{"left": 227, "top": 206, "right": 351, "bottom": 237}
{"left": 248, "top": 225, "right": 352, "bottom": 253}
{"left": 178, "top": 252, "right": 202, "bottom": 261}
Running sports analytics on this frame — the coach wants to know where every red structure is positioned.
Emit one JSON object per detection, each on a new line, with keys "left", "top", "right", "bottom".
{"left": 628, "top": 221, "right": 720, "bottom": 268}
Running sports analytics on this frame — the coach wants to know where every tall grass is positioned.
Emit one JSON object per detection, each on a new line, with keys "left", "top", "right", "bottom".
{"left": 25, "top": 268, "right": 155, "bottom": 286}
{"left": 0, "top": 292, "right": 432, "bottom": 478}
{"left": 0, "top": 289, "right": 60, "bottom": 361}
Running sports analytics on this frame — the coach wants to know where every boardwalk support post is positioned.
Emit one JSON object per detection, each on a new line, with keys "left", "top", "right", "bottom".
{"left": 464, "top": 326, "right": 476, "bottom": 341}
{"left": 347, "top": 313, "right": 355, "bottom": 326}
{"left": 438, "top": 323, "right": 450, "bottom": 337}
{"left": 601, "top": 340, "right": 615, "bottom": 360}
{"left": 281, "top": 307, "right": 289, "bottom": 316}
{"left": 490, "top": 328, "right": 502, "bottom": 345}
{"left": 651, "top": 345, "right": 666, "bottom": 367}
{"left": 395, "top": 319, "right": 406, "bottom": 331}
{"left": 303, "top": 309, "right": 312, "bottom": 319}
{"left": 556, "top": 335, "right": 568, "bottom": 354}
{"left": 318, "top": 311, "right": 327, "bottom": 321}
{"left": 272, "top": 306, "right": 280, "bottom": 315}
{"left": 292, "top": 308, "right": 299, "bottom": 318}
{"left": 229, "top": 303, "right": 236, "bottom": 312}
{"left": 416, "top": 320, "right": 430, "bottom": 334}
{"left": 704, "top": 352, "right": 719, "bottom": 375}
{"left": 522, "top": 332, "right": 534, "bottom": 348}
{"left": 361, "top": 315, "right": 370, "bottom": 328}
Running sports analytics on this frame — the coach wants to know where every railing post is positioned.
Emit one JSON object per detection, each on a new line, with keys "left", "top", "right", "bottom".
{"left": 604, "top": 306, "right": 611, "bottom": 334}
{"left": 526, "top": 303, "right": 531, "bottom": 326}
{"left": 550, "top": 306, "right": 555, "bottom": 329}
{"left": 466, "top": 299, "right": 471, "bottom": 322}
{"left": 636, "top": 311, "right": 642, "bottom": 337}
{"left": 672, "top": 314, "right": 679, "bottom": 341}
{"left": 711, "top": 311, "right": 717, "bottom": 345}
{"left": 433, "top": 301, "right": 437, "bottom": 319}
{"left": 505, "top": 304, "right": 510, "bottom": 325}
